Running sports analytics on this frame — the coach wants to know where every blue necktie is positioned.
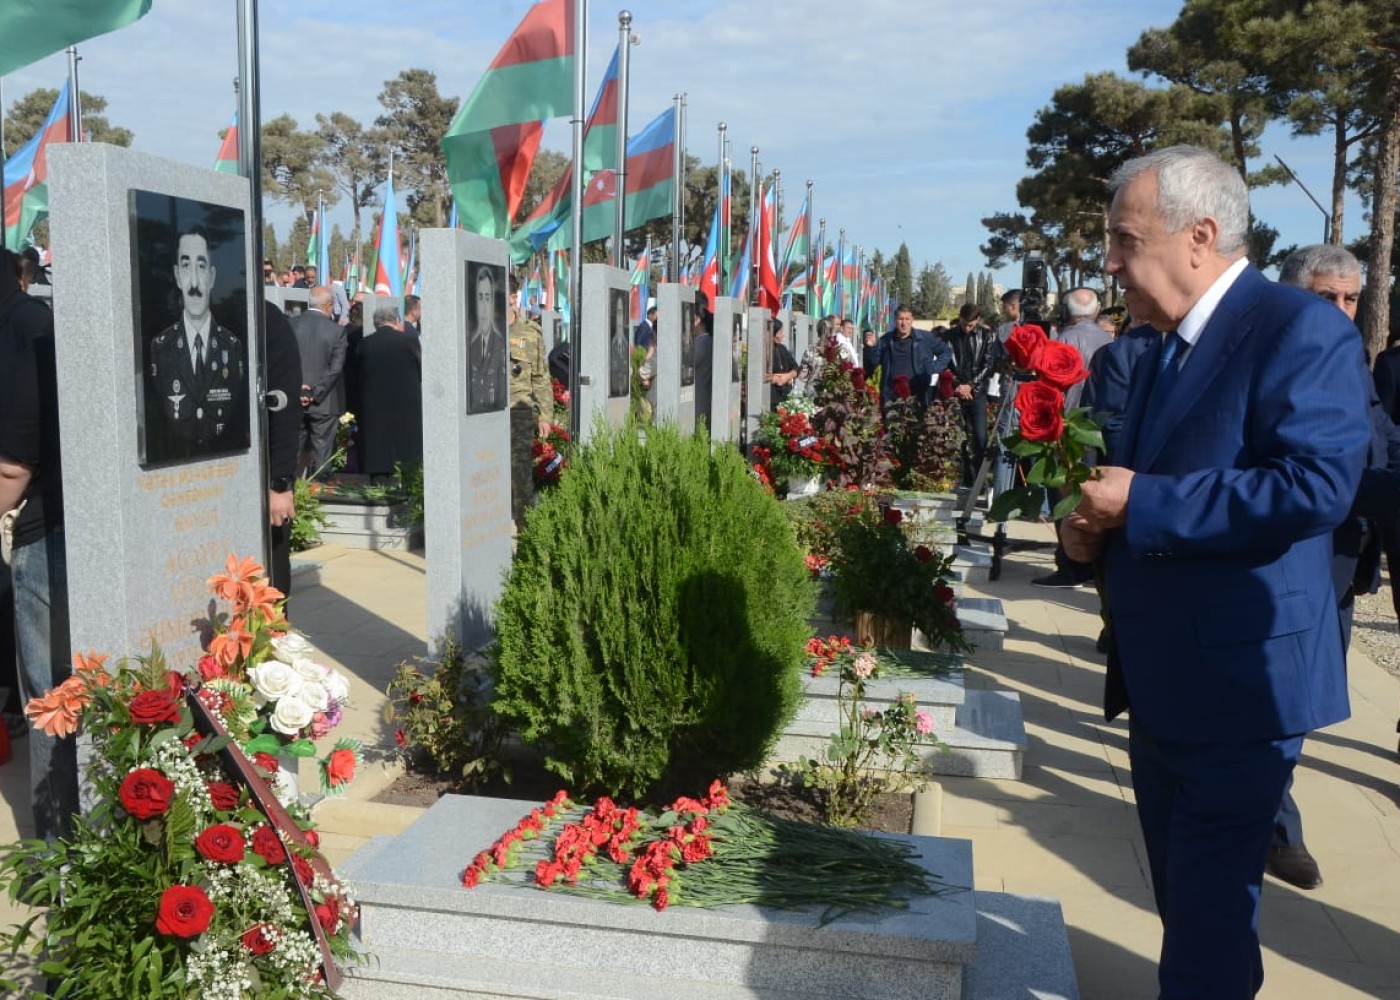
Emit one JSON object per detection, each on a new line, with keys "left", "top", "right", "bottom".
{"left": 1143, "top": 332, "right": 1183, "bottom": 427}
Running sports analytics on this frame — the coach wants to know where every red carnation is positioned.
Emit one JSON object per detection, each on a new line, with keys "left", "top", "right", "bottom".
{"left": 195, "top": 823, "right": 245, "bottom": 864}
{"left": 1034, "top": 340, "right": 1089, "bottom": 391}
{"left": 314, "top": 895, "right": 341, "bottom": 933}
{"left": 119, "top": 768, "right": 176, "bottom": 820}
{"left": 293, "top": 854, "right": 315, "bottom": 886}
{"left": 1005, "top": 323, "right": 1048, "bottom": 371}
{"left": 851, "top": 369, "right": 866, "bottom": 392}
{"left": 892, "top": 374, "right": 912, "bottom": 399}
{"left": 251, "top": 825, "right": 288, "bottom": 866}
{"left": 155, "top": 885, "right": 215, "bottom": 939}
{"left": 241, "top": 924, "right": 277, "bottom": 956}
{"left": 1015, "top": 381, "right": 1066, "bottom": 443}
{"left": 207, "top": 781, "right": 239, "bottom": 811}
{"left": 128, "top": 689, "right": 181, "bottom": 726}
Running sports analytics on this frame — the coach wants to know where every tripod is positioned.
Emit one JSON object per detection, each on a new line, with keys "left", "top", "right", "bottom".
{"left": 954, "top": 379, "right": 1021, "bottom": 580}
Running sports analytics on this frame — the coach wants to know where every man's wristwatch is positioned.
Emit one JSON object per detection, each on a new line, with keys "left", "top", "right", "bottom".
{"left": 270, "top": 476, "right": 294, "bottom": 492}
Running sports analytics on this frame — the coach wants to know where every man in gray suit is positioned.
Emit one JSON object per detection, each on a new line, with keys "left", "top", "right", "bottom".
{"left": 290, "top": 285, "right": 347, "bottom": 477}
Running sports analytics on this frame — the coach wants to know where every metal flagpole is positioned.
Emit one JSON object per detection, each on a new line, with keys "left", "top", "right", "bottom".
{"left": 814, "top": 217, "right": 826, "bottom": 316}
{"left": 67, "top": 47, "right": 82, "bottom": 139}
{"left": 677, "top": 94, "right": 686, "bottom": 279}
{"left": 748, "top": 146, "right": 758, "bottom": 306}
{"left": 567, "top": 0, "right": 588, "bottom": 441}
{"left": 803, "top": 179, "right": 813, "bottom": 309}
{"left": 836, "top": 228, "right": 845, "bottom": 318}
{"left": 612, "top": 11, "right": 634, "bottom": 266}
{"left": 716, "top": 122, "right": 727, "bottom": 296}
{"left": 669, "top": 92, "right": 683, "bottom": 281}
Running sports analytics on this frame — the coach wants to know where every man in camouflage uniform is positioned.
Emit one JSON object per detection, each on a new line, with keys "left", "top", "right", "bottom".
{"left": 509, "top": 301, "right": 551, "bottom": 525}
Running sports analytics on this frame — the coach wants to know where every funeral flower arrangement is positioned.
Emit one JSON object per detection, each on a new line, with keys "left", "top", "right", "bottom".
{"left": 751, "top": 397, "right": 839, "bottom": 493}
{"left": 463, "top": 780, "right": 953, "bottom": 916}
{"left": 987, "top": 324, "right": 1104, "bottom": 522}
{"left": 0, "top": 556, "right": 358, "bottom": 999}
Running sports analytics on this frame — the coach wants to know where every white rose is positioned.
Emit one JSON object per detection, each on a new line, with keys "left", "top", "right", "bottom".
{"left": 271, "top": 633, "right": 315, "bottom": 660}
{"left": 298, "top": 680, "right": 330, "bottom": 713}
{"left": 322, "top": 669, "right": 351, "bottom": 706}
{"left": 291, "top": 656, "right": 326, "bottom": 684}
{"left": 270, "top": 695, "right": 314, "bottom": 735}
{"left": 249, "top": 660, "right": 305, "bottom": 703}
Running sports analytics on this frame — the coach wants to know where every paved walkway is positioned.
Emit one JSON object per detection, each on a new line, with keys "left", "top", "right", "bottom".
{"left": 2, "top": 531, "right": 1399, "bottom": 998}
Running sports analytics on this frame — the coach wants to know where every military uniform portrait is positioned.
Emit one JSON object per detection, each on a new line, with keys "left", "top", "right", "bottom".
{"left": 731, "top": 314, "right": 745, "bottom": 384}
{"left": 132, "top": 191, "right": 250, "bottom": 466}
{"left": 466, "top": 261, "right": 508, "bottom": 415}
{"left": 680, "top": 301, "right": 695, "bottom": 387}
{"left": 608, "top": 288, "right": 630, "bottom": 399}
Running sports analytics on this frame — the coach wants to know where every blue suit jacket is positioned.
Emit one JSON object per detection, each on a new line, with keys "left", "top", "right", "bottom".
{"left": 1102, "top": 266, "right": 1370, "bottom": 743}
{"left": 872, "top": 328, "right": 952, "bottom": 404}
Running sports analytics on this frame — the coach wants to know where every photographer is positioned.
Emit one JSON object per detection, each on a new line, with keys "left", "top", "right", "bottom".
{"left": 946, "top": 303, "right": 1005, "bottom": 488}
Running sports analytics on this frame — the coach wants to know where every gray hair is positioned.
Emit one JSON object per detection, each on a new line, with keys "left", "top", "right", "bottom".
{"left": 1278, "top": 244, "right": 1361, "bottom": 289}
{"left": 1064, "top": 287, "right": 1100, "bottom": 320}
{"left": 1108, "top": 145, "right": 1250, "bottom": 257}
{"left": 372, "top": 305, "right": 401, "bottom": 328}
{"left": 309, "top": 285, "right": 333, "bottom": 311}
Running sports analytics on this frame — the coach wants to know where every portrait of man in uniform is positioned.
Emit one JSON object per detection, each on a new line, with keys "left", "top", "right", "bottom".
{"left": 133, "top": 191, "right": 250, "bottom": 465}
{"left": 732, "top": 314, "right": 745, "bottom": 384}
{"left": 466, "top": 261, "right": 508, "bottom": 415}
{"left": 608, "top": 288, "right": 630, "bottom": 399}
{"left": 680, "top": 300, "right": 695, "bottom": 387}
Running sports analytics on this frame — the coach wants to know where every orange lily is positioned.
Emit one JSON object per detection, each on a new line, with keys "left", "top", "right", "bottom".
{"left": 241, "top": 579, "right": 285, "bottom": 624}
{"left": 26, "top": 675, "right": 89, "bottom": 739}
{"left": 72, "top": 650, "right": 112, "bottom": 687}
{"left": 208, "top": 616, "right": 254, "bottom": 668}
{"left": 207, "top": 553, "right": 265, "bottom": 606}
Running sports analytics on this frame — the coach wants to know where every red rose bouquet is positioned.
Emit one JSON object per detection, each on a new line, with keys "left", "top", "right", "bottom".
{"left": 752, "top": 398, "right": 838, "bottom": 493}
{"left": 1, "top": 554, "right": 365, "bottom": 999}
{"left": 988, "top": 324, "right": 1105, "bottom": 522}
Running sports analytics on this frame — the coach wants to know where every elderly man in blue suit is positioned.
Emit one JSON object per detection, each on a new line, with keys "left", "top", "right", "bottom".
{"left": 1064, "top": 146, "right": 1371, "bottom": 999}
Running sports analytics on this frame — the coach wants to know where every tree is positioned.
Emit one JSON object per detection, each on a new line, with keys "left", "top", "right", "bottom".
{"left": 315, "top": 111, "right": 388, "bottom": 246}
{"left": 2, "top": 88, "right": 132, "bottom": 157}
{"left": 287, "top": 215, "right": 311, "bottom": 272}
{"left": 977, "top": 270, "right": 1000, "bottom": 319}
{"left": 375, "top": 69, "right": 459, "bottom": 228}
{"left": 963, "top": 272, "right": 975, "bottom": 308}
{"left": 262, "top": 222, "right": 280, "bottom": 271}
{"left": 891, "top": 242, "right": 914, "bottom": 311}
{"left": 261, "top": 115, "right": 336, "bottom": 217}
{"left": 913, "top": 262, "right": 952, "bottom": 319}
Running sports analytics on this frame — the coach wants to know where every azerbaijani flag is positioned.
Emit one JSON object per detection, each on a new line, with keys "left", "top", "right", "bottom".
{"left": 0, "top": 1, "right": 152, "bottom": 77}
{"left": 779, "top": 190, "right": 810, "bottom": 291}
{"left": 698, "top": 201, "right": 722, "bottom": 312}
{"left": 728, "top": 234, "right": 750, "bottom": 302}
{"left": 3, "top": 81, "right": 74, "bottom": 249}
{"left": 509, "top": 44, "right": 620, "bottom": 262}
{"left": 306, "top": 206, "right": 322, "bottom": 268}
{"left": 373, "top": 175, "right": 402, "bottom": 297}
{"left": 212, "top": 112, "right": 240, "bottom": 175}
{"left": 629, "top": 240, "right": 650, "bottom": 324}
{"left": 757, "top": 183, "right": 781, "bottom": 313}
{"left": 442, "top": 0, "right": 574, "bottom": 240}
{"left": 402, "top": 228, "right": 417, "bottom": 296}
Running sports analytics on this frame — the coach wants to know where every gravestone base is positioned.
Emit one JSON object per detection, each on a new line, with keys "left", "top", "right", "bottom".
{"left": 320, "top": 500, "right": 423, "bottom": 551}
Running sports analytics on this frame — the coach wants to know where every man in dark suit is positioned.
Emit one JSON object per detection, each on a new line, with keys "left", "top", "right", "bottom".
{"left": 357, "top": 306, "right": 422, "bottom": 481}
{"left": 868, "top": 305, "right": 953, "bottom": 409}
{"left": 290, "top": 285, "right": 347, "bottom": 478}
{"left": 1066, "top": 146, "right": 1370, "bottom": 999}
{"left": 144, "top": 228, "right": 246, "bottom": 461}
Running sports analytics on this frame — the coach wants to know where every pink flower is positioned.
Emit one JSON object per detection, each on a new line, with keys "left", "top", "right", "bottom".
{"left": 914, "top": 710, "right": 933, "bottom": 736}
{"left": 852, "top": 653, "right": 876, "bottom": 679}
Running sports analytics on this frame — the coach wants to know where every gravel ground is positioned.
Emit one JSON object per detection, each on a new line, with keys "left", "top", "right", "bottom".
{"left": 1351, "top": 580, "right": 1400, "bottom": 681}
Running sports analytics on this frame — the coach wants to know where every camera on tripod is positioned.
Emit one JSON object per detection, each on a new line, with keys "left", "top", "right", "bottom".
{"left": 1020, "top": 252, "right": 1049, "bottom": 327}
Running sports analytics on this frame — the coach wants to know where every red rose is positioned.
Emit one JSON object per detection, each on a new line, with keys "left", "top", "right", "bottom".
{"left": 892, "top": 374, "right": 912, "bottom": 399}
{"left": 314, "top": 895, "right": 341, "bottom": 933}
{"left": 241, "top": 924, "right": 277, "bottom": 956}
{"left": 935, "top": 584, "right": 956, "bottom": 606}
{"left": 207, "top": 781, "right": 239, "bottom": 811}
{"left": 195, "top": 823, "right": 245, "bottom": 864}
{"left": 128, "top": 690, "right": 181, "bottom": 726}
{"left": 937, "top": 368, "right": 956, "bottom": 400}
{"left": 155, "top": 885, "right": 215, "bottom": 939}
{"left": 914, "top": 545, "right": 933, "bottom": 563}
{"left": 197, "top": 655, "right": 225, "bottom": 681}
{"left": 252, "top": 751, "right": 279, "bottom": 775}
{"left": 119, "top": 768, "right": 176, "bottom": 820}
{"left": 292, "top": 855, "right": 315, "bottom": 886}
{"left": 251, "top": 825, "right": 288, "bottom": 866}
{"left": 1034, "top": 340, "right": 1089, "bottom": 391}
{"left": 394, "top": 728, "right": 407, "bottom": 746}
{"left": 1015, "top": 381, "right": 1066, "bottom": 443}
{"left": 303, "top": 828, "right": 320, "bottom": 849}
{"left": 163, "top": 671, "right": 186, "bottom": 696}
{"left": 325, "top": 748, "right": 356, "bottom": 788}
{"left": 851, "top": 369, "right": 866, "bottom": 392}
{"left": 1005, "top": 323, "right": 1048, "bottom": 371}
{"left": 883, "top": 506, "right": 903, "bottom": 525}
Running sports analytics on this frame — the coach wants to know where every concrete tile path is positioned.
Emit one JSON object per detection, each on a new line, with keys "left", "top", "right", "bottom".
{"left": 2, "top": 528, "right": 1399, "bottom": 999}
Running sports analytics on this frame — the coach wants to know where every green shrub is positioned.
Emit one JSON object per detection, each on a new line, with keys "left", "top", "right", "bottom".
{"left": 492, "top": 419, "right": 815, "bottom": 800}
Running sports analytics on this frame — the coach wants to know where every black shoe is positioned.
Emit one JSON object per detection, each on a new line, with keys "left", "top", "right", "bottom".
{"left": 1267, "top": 844, "right": 1323, "bottom": 890}
{"left": 1095, "top": 629, "right": 1110, "bottom": 655}
{"left": 1031, "top": 570, "right": 1090, "bottom": 589}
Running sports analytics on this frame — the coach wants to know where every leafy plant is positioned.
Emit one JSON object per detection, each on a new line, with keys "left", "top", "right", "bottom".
{"left": 384, "top": 639, "right": 505, "bottom": 785}
{"left": 810, "top": 349, "right": 892, "bottom": 488}
{"left": 491, "top": 419, "right": 815, "bottom": 800}
{"left": 787, "top": 636, "right": 939, "bottom": 826}
{"left": 885, "top": 391, "right": 965, "bottom": 493}
{"left": 290, "top": 477, "right": 329, "bottom": 552}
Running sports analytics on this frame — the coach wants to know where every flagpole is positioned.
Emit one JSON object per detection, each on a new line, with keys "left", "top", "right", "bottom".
{"left": 0, "top": 78, "right": 6, "bottom": 248}
{"left": 803, "top": 179, "right": 813, "bottom": 309}
{"left": 612, "top": 10, "right": 633, "bottom": 267}
{"left": 716, "top": 122, "right": 727, "bottom": 297}
{"left": 67, "top": 47, "right": 82, "bottom": 140}
{"left": 567, "top": 0, "right": 588, "bottom": 441}
{"left": 669, "top": 93, "right": 683, "bottom": 282}
{"left": 773, "top": 168, "right": 782, "bottom": 256}
{"left": 814, "top": 217, "right": 825, "bottom": 316}
{"left": 747, "top": 146, "right": 759, "bottom": 307}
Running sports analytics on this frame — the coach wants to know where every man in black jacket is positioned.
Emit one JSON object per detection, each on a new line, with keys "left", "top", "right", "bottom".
{"left": 264, "top": 301, "right": 303, "bottom": 610}
{"left": 945, "top": 303, "right": 1003, "bottom": 488}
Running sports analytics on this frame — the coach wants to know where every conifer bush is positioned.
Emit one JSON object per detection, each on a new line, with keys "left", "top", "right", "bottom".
{"left": 492, "top": 420, "right": 815, "bottom": 799}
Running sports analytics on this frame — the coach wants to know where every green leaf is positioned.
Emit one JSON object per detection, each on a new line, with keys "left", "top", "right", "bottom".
{"left": 1067, "top": 423, "right": 1105, "bottom": 451}
{"left": 244, "top": 734, "right": 281, "bottom": 756}
{"left": 988, "top": 488, "right": 1032, "bottom": 522}
{"left": 1052, "top": 488, "right": 1082, "bottom": 520}
{"left": 283, "top": 738, "right": 317, "bottom": 758}
{"left": 1007, "top": 437, "right": 1042, "bottom": 458}
{"left": 1024, "top": 458, "right": 1048, "bottom": 486}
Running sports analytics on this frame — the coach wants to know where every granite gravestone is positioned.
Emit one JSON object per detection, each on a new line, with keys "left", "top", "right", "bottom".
{"left": 654, "top": 283, "right": 695, "bottom": 434}
{"left": 745, "top": 306, "right": 773, "bottom": 445}
{"left": 420, "top": 230, "right": 513, "bottom": 653}
{"left": 709, "top": 296, "right": 743, "bottom": 442}
{"left": 577, "top": 264, "right": 632, "bottom": 443}
{"left": 540, "top": 309, "right": 559, "bottom": 353}
{"left": 48, "top": 143, "right": 265, "bottom": 667}
{"left": 789, "top": 311, "right": 813, "bottom": 364}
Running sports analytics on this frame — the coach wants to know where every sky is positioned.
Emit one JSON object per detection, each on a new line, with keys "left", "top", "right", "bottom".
{"left": 2, "top": 0, "right": 1361, "bottom": 291}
